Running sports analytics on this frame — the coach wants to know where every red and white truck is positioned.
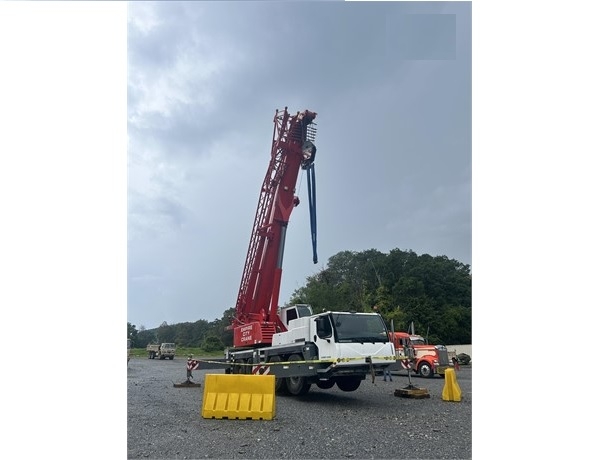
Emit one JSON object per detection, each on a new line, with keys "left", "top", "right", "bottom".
{"left": 389, "top": 331, "right": 452, "bottom": 378}
{"left": 220, "top": 108, "right": 396, "bottom": 396}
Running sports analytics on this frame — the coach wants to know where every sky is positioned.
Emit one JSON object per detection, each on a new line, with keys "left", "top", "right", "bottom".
{"left": 127, "top": 1, "right": 472, "bottom": 330}
{"left": 1, "top": 1, "right": 600, "bottom": 459}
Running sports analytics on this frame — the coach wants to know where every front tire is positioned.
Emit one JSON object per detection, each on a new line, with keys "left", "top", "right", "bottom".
{"left": 336, "top": 377, "right": 361, "bottom": 392}
{"left": 285, "top": 354, "right": 311, "bottom": 396}
{"left": 418, "top": 362, "right": 433, "bottom": 378}
{"left": 316, "top": 380, "right": 336, "bottom": 390}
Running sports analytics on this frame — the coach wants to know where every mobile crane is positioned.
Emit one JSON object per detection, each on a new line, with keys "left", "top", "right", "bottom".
{"left": 223, "top": 107, "right": 396, "bottom": 396}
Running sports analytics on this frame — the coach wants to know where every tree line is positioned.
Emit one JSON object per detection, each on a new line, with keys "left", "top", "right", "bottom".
{"left": 127, "top": 314, "right": 233, "bottom": 352}
{"left": 127, "top": 248, "right": 471, "bottom": 349}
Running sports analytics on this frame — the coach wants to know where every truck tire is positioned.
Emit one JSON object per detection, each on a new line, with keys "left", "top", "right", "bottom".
{"left": 285, "top": 354, "right": 311, "bottom": 396}
{"left": 418, "top": 362, "right": 433, "bottom": 378}
{"left": 336, "top": 377, "right": 361, "bottom": 392}
{"left": 268, "top": 356, "right": 287, "bottom": 394}
{"left": 232, "top": 360, "right": 244, "bottom": 374}
{"left": 169, "top": 356, "right": 174, "bottom": 360}
{"left": 316, "top": 380, "right": 336, "bottom": 390}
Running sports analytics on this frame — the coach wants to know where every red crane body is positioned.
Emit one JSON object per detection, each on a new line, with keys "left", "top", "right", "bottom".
{"left": 232, "top": 107, "right": 317, "bottom": 348}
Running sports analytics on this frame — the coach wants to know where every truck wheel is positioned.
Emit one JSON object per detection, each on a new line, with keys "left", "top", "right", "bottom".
{"left": 169, "top": 356, "right": 174, "bottom": 360}
{"left": 285, "top": 354, "right": 311, "bottom": 396}
{"left": 336, "top": 377, "right": 361, "bottom": 392}
{"left": 232, "top": 361, "right": 243, "bottom": 374}
{"left": 268, "top": 356, "right": 287, "bottom": 394}
{"left": 418, "top": 362, "right": 433, "bottom": 378}
{"left": 316, "top": 380, "right": 336, "bottom": 390}
{"left": 159, "top": 355, "right": 165, "bottom": 360}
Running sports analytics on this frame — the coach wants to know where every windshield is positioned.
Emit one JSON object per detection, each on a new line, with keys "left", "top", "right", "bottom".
{"left": 331, "top": 313, "right": 389, "bottom": 343}
{"left": 410, "top": 336, "right": 426, "bottom": 346}
{"left": 296, "top": 304, "right": 313, "bottom": 318}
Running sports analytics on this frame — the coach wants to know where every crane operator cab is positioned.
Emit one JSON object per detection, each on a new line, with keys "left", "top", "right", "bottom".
{"left": 278, "top": 304, "right": 313, "bottom": 328}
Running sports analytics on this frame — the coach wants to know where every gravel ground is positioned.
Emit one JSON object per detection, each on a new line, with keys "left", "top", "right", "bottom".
{"left": 127, "top": 357, "right": 472, "bottom": 460}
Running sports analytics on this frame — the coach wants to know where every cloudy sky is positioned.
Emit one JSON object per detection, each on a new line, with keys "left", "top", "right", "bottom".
{"left": 127, "top": 1, "right": 472, "bottom": 330}
{"left": 2, "top": 2, "right": 599, "bottom": 456}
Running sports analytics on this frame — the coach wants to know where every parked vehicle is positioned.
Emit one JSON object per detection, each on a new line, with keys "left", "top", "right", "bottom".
{"left": 222, "top": 108, "right": 395, "bottom": 396}
{"left": 389, "top": 331, "right": 451, "bottom": 378}
{"left": 146, "top": 343, "right": 176, "bottom": 360}
{"left": 457, "top": 353, "right": 471, "bottom": 365}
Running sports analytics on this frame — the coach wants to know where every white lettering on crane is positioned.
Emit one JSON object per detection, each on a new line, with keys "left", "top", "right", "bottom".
{"left": 240, "top": 324, "right": 254, "bottom": 342}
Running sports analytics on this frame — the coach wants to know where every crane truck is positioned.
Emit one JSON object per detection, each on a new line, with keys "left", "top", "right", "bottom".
{"left": 222, "top": 107, "right": 396, "bottom": 396}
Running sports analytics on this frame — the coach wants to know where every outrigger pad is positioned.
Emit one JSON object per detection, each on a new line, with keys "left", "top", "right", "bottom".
{"left": 174, "top": 379, "right": 202, "bottom": 388}
{"left": 394, "top": 385, "right": 431, "bottom": 399}
{"left": 201, "top": 374, "right": 275, "bottom": 420}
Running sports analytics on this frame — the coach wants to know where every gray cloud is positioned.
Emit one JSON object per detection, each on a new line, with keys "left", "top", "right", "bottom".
{"left": 127, "top": 1, "right": 472, "bottom": 328}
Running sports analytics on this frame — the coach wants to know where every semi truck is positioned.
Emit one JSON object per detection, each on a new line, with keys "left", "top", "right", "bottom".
{"left": 389, "top": 331, "right": 451, "bottom": 378}
{"left": 221, "top": 108, "right": 396, "bottom": 395}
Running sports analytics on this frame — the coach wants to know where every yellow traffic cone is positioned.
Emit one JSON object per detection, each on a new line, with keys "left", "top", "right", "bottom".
{"left": 442, "top": 368, "right": 461, "bottom": 402}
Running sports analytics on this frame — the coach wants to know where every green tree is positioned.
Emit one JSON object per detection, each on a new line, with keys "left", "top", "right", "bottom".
{"left": 136, "top": 329, "right": 156, "bottom": 348}
{"left": 175, "top": 322, "right": 196, "bottom": 347}
{"left": 287, "top": 248, "right": 471, "bottom": 344}
{"left": 127, "top": 322, "right": 139, "bottom": 347}
{"left": 157, "top": 321, "right": 176, "bottom": 343}
{"left": 202, "top": 335, "right": 224, "bottom": 353}
{"left": 132, "top": 248, "right": 471, "bottom": 348}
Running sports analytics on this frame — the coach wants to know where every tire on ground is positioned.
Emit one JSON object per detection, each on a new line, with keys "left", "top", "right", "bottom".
{"left": 285, "top": 354, "right": 311, "bottom": 396}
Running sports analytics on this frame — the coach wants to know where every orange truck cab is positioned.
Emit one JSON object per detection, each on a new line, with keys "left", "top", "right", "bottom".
{"left": 389, "top": 331, "right": 452, "bottom": 378}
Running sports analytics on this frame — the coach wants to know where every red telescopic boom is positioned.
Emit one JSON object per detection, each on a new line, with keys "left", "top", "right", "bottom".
{"left": 231, "top": 107, "right": 317, "bottom": 348}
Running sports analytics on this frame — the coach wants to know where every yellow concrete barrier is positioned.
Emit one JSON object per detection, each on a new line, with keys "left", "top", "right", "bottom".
{"left": 442, "top": 368, "right": 462, "bottom": 402}
{"left": 201, "top": 374, "right": 276, "bottom": 420}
